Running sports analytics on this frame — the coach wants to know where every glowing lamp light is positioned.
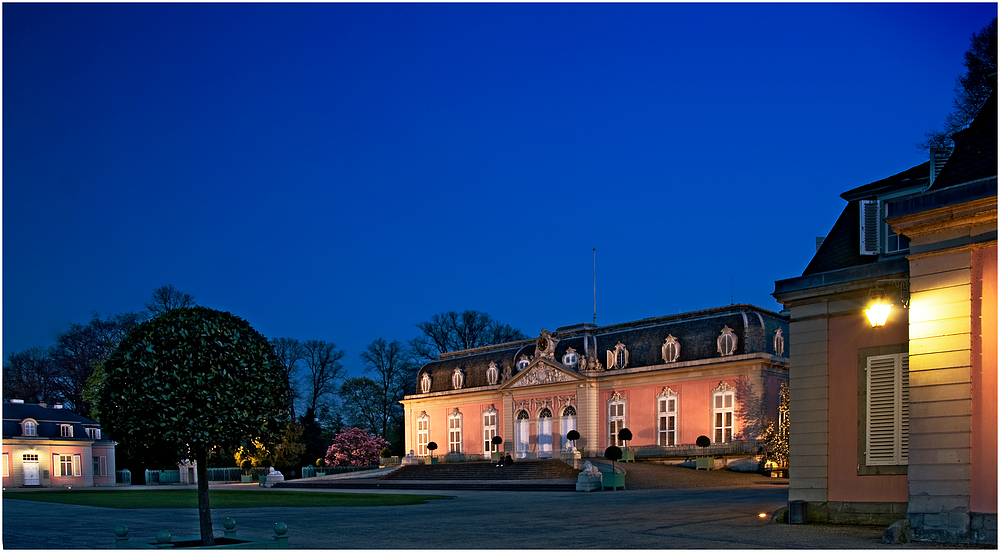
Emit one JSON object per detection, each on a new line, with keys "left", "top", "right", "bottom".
{"left": 865, "top": 300, "right": 892, "bottom": 328}
{"left": 758, "top": 513, "right": 767, "bottom": 518}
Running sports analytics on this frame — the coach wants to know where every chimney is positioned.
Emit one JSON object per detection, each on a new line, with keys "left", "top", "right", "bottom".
{"left": 38, "top": 402, "right": 47, "bottom": 408}
{"left": 11, "top": 399, "right": 24, "bottom": 404}
{"left": 54, "top": 404, "right": 63, "bottom": 409}
{"left": 929, "top": 147, "right": 953, "bottom": 185}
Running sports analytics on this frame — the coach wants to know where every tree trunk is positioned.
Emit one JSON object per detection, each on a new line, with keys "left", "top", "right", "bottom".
{"left": 195, "top": 448, "right": 215, "bottom": 546}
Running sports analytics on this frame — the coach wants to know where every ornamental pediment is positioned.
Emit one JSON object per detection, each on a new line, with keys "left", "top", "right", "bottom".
{"left": 500, "top": 358, "right": 584, "bottom": 390}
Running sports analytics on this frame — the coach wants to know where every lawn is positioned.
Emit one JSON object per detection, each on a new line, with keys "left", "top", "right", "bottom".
{"left": 3, "top": 489, "right": 449, "bottom": 509}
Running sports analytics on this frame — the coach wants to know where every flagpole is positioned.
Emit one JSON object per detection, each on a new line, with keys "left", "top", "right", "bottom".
{"left": 593, "top": 248, "right": 597, "bottom": 326}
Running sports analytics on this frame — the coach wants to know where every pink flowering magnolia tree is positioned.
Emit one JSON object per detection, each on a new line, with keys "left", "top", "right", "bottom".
{"left": 324, "top": 427, "right": 391, "bottom": 467}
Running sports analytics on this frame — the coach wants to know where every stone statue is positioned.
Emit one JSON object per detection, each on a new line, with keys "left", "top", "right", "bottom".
{"left": 581, "top": 461, "right": 600, "bottom": 476}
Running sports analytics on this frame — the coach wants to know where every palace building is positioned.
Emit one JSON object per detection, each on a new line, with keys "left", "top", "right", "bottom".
{"left": 401, "top": 304, "right": 789, "bottom": 461}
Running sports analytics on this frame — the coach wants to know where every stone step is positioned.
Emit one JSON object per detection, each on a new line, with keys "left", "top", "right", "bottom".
{"left": 380, "top": 460, "right": 579, "bottom": 481}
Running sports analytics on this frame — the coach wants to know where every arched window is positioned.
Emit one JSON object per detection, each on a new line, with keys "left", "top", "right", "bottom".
{"left": 515, "top": 410, "right": 530, "bottom": 459}
{"left": 561, "top": 406, "right": 578, "bottom": 451}
{"left": 22, "top": 420, "right": 37, "bottom": 437}
{"left": 773, "top": 329, "right": 785, "bottom": 356}
{"left": 486, "top": 362, "right": 499, "bottom": 386}
{"left": 607, "top": 342, "right": 629, "bottom": 370}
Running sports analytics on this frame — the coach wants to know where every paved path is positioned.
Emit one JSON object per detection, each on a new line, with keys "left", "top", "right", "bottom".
{"left": 0, "top": 464, "right": 982, "bottom": 549}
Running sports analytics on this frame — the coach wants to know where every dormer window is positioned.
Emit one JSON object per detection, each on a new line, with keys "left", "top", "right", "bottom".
{"left": 451, "top": 368, "right": 465, "bottom": 390}
{"left": 562, "top": 348, "right": 579, "bottom": 367}
{"left": 60, "top": 424, "right": 73, "bottom": 438}
{"left": 717, "top": 326, "right": 738, "bottom": 356}
{"left": 517, "top": 355, "right": 530, "bottom": 371}
{"left": 486, "top": 362, "right": 499, "bottom": 385}
{"left": 86, "top": 428, "right": 101, "bottom": 440}
{"left": 420, "top": 373, "right": 432, "bottom": 394}
{"left": 773, "top": 329, "right": 785, "bottom": 356}
{"left": 22, "top": 420, "right": 37, "bottom": 437}
{"left": 661, "top": 335, "right": 680, "bottom": 363}
{"left": 860, "top": 200, "right": 909, "bottom": 255}
{"left": 606, "top": 342, "right": 629, "bottom": 370}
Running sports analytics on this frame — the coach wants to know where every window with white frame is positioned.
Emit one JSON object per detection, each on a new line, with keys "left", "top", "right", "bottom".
{"left": 93, "top": 455, "right": 108, "bottom": 477}
{"left": 562, "top": 348, "right": 579, "bottom": 367}
{"left": 60, "top": 424, "right": 73, "bottom": 438}
{"left": 56, "top": 454, "right": 82, "bottom": 477}
{"left": 22, "top": 420, "right": 37, "bottom": 437}
{"left": 561, "top": 405, "right": 577, "bottom": 450}
{"left": 86, "top": 427, "right": 101, "bottom": 440}
{"left": 608, "top": 393, "right": 626, "bottom": 446}
{"left": 866, "top": 352, "right": 909, "bottom": 467}
{"left": 416, "top": 413, "right": 429, "bottom": 457}
{"left": 717, "top": 326, "right": 738, "bottom": 356}
{"left": 860, "top": 200, "right": 910, "bottom": 255}
{"left": 483, "top": 408, "right": 498, "bottom": 454}
{"left": 657, "top": 388, "right": 678, "bottom": 446}
{"left": 712, "top": 383, "right": 735, "bottom": 443}
{"left": 517, "top": 355, "right": 530, "bottom": 371}
{"left": 448, "top": 410, "right": 463, "bottom": 453}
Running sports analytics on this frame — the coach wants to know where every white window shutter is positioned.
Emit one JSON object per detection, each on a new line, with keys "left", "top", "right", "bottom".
{"left": 860, "top": 200, "right": 881, "bottom": 255}
{"left": 866, "top": 354, "right": 909, "bottom": 466}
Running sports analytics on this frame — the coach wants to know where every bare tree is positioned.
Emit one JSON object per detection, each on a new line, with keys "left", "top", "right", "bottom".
{"left": 145, "top": 284, "right": 196, "bottom": 316}
{"left": 338, "top": 377, "right": 384, "bottom": 435}
{"left": 923, "top": 18, "right": 997, "bottom": 149}
{"left": 354, "top": 338, "right": 417, "bottom": 440}
{"left": 409, "top": 310, "right": 528, "bottom": 363}
{"left": 270, "top": 337, "right": 305, "bottom": 420}
{"left": 301, "top": 340, "right": 346, "bottom": 415}
{"left": 3, "top": 347, "right": 60, "bottom": 404}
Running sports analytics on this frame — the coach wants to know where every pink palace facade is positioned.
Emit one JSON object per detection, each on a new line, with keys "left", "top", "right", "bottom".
{"left": 401, "top": 304, "right": 789, "bottom": 461}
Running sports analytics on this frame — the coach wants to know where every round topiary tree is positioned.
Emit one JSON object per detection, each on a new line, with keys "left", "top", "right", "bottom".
{"left": 427, "top": 441, "right": 438, "bottom": 459}
{"left": 566, "top": 430, "right": 580, "bottom": 450}
{"left": 618, "top": 428, "right": 633, "bottom": 452}
{"left": 97, "top": 307, "right": 289, "bottom": 546}
{"left": 605, "top": 445, "right": 623, "bottom": 469}
{"left": 696, "top": 435, "right": 711, "bottom": 448}
{"left": 491, "top": 435, "right": 503, "bottom": 456}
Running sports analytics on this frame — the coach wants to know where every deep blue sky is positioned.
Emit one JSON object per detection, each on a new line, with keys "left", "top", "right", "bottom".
{"left": 4, "top": 3, "right": 996, "bottom": 376}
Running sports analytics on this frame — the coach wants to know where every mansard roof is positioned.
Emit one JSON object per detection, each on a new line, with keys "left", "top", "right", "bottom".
{"left": 411, "top": 304, "right": 788, "bottom": 395}
{"left": 2, "top": 402, "right": 105, "bottom": 440}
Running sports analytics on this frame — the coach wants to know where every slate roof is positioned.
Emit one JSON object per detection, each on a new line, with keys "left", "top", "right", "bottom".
{"left": 2, "top": 402, "right": 106, "bottom": 440}
{"left": 412, "top": 305, "right": 788, "bottom": 395}
{"left": 802, "top": 161, "right": 931, "bottom": 277}
{"left": 929, "top": 93, "right": 997, "bottom": 191}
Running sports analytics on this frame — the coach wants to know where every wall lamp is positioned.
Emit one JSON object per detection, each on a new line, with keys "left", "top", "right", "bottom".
{"left": 865, "top": 279, "right": 910, "bottom": 328}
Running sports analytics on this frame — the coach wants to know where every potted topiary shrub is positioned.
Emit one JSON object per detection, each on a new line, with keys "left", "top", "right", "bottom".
{"left": 618, "top": 428, "right": 635, "bottom": 462}
{"left": 695, "top": 435, "right": 713, "bottom": 470}
{"left": 603, "top": 446, "right": 625, "bottom": 491}
{"left": 491, "top": 436, "right": 503, "bottom": 462}
{"left": 240, "top": 460, "right": 253, "bottom": 483}
{"left": 565, "top": 430, "right": 582, "bottom": 466}
{"left": 427, "top": 442, "right": 438, "bottom": 464}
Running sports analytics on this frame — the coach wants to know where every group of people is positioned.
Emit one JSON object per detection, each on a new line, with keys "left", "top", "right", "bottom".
{"left": 495, "top": 453, "right": 514, "bottom": 467}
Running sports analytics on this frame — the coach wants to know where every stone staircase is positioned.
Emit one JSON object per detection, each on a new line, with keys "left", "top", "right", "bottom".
{"left": 380, "top": 459, "right": 579, "bottom": 481}
{"left": 278, "top": 459, "right": 579, "bottom": 491}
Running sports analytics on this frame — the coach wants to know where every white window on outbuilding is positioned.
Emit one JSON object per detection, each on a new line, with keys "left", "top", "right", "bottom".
{"left": 22, "top": 419, "right": 37, "bottom": 437}
{"left": 60, "top": 424, "right": 73, "bottom": 438}
{"left": 712, "top": 382, "right": 735, "bottom": 443}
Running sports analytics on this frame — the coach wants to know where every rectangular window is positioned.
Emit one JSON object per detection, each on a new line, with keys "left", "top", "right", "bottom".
{"left": 866, "top": 353, "right": 909, "bottom": 466}
{"left": 93, "top": 455, "right": 107, "bottom": 477}
{"left": 448, "top": 415, "right": 462, "bottom": 453}
{"left": 60, "top": 424, "right": 73, "bottom": 438}
{"left": 608, "top": 401, "right": 626, "bottom": 446}
{"left": 58, "top": 455, "right": 72, "bottom": 476}
{"left": 713, "top": 392, "right": 734, "bottom": 443}
{"left": 658, "top": 397, "right": 677, "bottom": 446}
{"left": 483, "top": 412, "right": 498, "bottom": 453}
{"left": 2, "top": 453, "right": 8, "bottom": 477}
{"left": 86, "top": 428, "right": 101, "bottom": 440}
{"left": 417, "top": 418, "right": 429, "bottom": 457}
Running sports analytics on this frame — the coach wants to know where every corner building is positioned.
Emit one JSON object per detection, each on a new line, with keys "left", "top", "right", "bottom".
{"left": 401, "top": 305, "right": 788, "bottom": 461}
